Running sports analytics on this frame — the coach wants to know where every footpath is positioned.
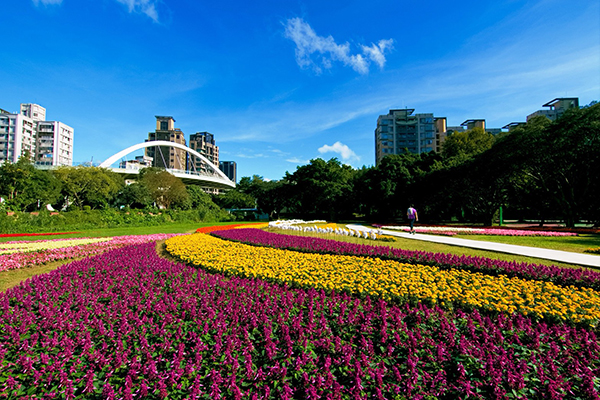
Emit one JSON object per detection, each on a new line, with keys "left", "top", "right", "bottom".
{"left": 346, "top": 224, "right": 600, "bottom": 268}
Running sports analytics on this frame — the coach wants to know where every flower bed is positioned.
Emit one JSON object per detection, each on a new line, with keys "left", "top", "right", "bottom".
{"left": 271, "top": 223, "right": 389, "bottom": 240}
{"left": 166, "top": 233, "right": 600, "bottom": 326}
{"left": 0, "top": 232, "right": 79, "bottom": 238}
{"left": 195, "top": 222, "right": 267, "bottom": 234}
{"left": 380, "top": 225, "right": 579, "bottom": 237}
{"left": 0, "top": 234, "right": 180, "bottom": 272}
{"left": 1, "top": 243, "right": 598, "bottom": 398}
{"left": 212, "top": 228, "right": 600, "bottom": 292}
{"left": 0, "top": 237, "right": 111, "bottom": 255}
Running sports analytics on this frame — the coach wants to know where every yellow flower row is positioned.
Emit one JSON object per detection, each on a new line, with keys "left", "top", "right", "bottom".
{"left": 165, "top": 233, "right": 600, "bottom": 326}
{"left": 0, "top": 237, "right": 111, "bottom": 255}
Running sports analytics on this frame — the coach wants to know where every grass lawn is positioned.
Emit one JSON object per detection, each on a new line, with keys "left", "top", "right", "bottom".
{"left": 2, "top": 221, "right": 598, "bottom": 293}
{"left": 451, "top": 233, "right": 600, "bottom": 254}
{"left": 0, "top": 221, "right": 260, "bottom": 243}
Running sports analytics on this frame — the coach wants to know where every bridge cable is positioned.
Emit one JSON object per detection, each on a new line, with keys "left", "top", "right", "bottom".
{"left": 157, "top": 145, "right": 168, "bottom": 169}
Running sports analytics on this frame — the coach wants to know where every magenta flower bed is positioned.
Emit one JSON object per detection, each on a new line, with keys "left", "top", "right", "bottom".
{"left": 0, "top": 234, "right": 180, "bottom": 272}
{"left": 1, "top": 243, "right": 598, "bottom": 398}
{"left": 212, "top": 228, "right": 600, "bottom": 291}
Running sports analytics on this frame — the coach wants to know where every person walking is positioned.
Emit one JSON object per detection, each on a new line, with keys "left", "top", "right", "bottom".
{"left": 407, "top": 205, "right": 418, "bottom": 234}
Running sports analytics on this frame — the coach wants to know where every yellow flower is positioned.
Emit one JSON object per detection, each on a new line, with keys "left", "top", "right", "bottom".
{"left": 165, "top": 233, "right": 600, "bottom": 327}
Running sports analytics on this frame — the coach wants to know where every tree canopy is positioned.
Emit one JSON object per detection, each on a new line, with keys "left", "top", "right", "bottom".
{"left": 51, "top": 166, "right": 124, "bottom": 210}
{"left": 139, "top": 168, "right": 189, "bottom": 209}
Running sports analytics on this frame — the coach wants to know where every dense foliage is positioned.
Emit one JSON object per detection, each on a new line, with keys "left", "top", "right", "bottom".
{"left": 228, "top": 105, "right": 600, "bottom": 226}
{"left": 0, "top": 165, "right": 225, "bottom": 216}
{"left": 0, "top": 104, "right": 597, "bottom": 226}
{"left": 0, "top": 208, "right": 232, "bottom": 234}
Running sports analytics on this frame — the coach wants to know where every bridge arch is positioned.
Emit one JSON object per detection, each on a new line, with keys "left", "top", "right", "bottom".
{"left": 99, "top": 140, "right": 233, "bottom": 183}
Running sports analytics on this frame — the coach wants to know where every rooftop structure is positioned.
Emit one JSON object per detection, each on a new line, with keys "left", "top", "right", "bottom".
{"left": 526, "top": 98, "right": 579, "bottom": 122}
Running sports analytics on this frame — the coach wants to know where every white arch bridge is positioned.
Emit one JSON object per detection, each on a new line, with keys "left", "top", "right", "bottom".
{"left": 99, "top": 140, "right": 235, "bottom": 189}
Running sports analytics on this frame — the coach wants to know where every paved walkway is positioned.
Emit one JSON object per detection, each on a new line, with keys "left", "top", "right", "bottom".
{"left": 346, "top": 225, "right": 600, "bottom": 268}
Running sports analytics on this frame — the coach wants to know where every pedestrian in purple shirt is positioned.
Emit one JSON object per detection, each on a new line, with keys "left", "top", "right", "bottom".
{"left": 407, "top": 205, "right": 418, "bottom": 234}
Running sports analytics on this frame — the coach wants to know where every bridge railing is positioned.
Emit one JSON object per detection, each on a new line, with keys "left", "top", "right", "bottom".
{"left": 164, "top": 167, "right": 223, "bottom": 178}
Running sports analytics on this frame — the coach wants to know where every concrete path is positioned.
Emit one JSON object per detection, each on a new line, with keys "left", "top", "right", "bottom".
{"left": 346, "top": 224, "right": 600, "bottom": 268}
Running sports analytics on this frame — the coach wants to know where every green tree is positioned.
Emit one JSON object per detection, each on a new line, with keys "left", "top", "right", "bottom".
{"left": 0, "top": 155, "right": 61, "bottom": 211}
{"left": 114, "top": 183, "right": 153, "bottom": 209}
{"left": 0, "top": 153, "right": 36, "bottom": 206}
{"left": 139, "top": 168, "right": 189, "bottom": 209}
{"left": 283, "top": 158, "right": 355, "bottom": 221}
{"left": 355, "top": 152, "right": 439, "bottom": 220}
{"left": 237, "top": 175, "right": 266, "bottom": 200}
{"left": 442, "top": 127, "right": 495, "bottom": 165}
{"left": 235, "top": 175, "right": 286, "bottom": 218}
{"left": 213, "top": 189, "right": 256, "bottom": 209}
{"left": 513, "top": 105, "right": 600, "bottom": 227}
{"left": 52, "top": 166, "right": 124, "bottom": 210}
{"left": 258, "top": 179, "right": 287, "bottom": 219}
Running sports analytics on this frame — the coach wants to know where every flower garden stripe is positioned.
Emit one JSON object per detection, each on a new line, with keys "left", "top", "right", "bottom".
{"left": 212, "top": 228, "right": 600, "bottom": 291}
{"left": 0, "top": 237, "right": 111, "bottom": 255}
{"left": 0, "top": 234, "right": 181, "bottom": 272}
{"left": 165, "top": 233, "right": 600, "bottom": 327}
{"left": 195, "top": 222, "right": 268, "bottom": 234}
{"left": 0, "top": 232, "right": 79, "bottom": 238}
{"left": 1, "top": 243, "right": 598, "bottom": 398}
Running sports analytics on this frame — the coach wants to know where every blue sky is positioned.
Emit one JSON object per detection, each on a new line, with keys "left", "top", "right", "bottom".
{"left": 2, "top": 0, "right": 599, "bottom": 181}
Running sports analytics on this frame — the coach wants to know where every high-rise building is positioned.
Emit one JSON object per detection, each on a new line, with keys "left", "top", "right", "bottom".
{"left": 219, "top": 161, "right": 237, "bottom": 183}
{"left": 0, "top": 112, "right": 36, "bottom": 164}
{"left": 375, "top": 108, "right": 440, "bottom": 164}
{"left": 20, "top": 103, "right": 46, "bottom": 122}
{"left": 0, "top": 103, "right": 73, "bottom": 166}
{"left": 145, "top": 116, "right": 187, "bottom": 170}
{"left": 526, "top": 98, "right": 579, "bottom": 122}
{"left": 35, "top": 120, "right": 74, "bottom": 166}
{"left": 434, "top": 117, "right": 448, "bottom": 153}
{"left": 188, "top": 132, "right": 219, "bottom": 174}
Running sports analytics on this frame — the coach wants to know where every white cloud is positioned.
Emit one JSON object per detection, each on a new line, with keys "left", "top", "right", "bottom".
{"left": 32, "top": 0, "right": 63, "bottom": 5}
{"left": 114, "top": 0, "right": 160, "bottom": 22}
{"left": 286, "top": 157, "right": 309, "bottom": 164}
{"left": 283, "top": 18, "right": 393, "bottom": 75}
{"left": 318, "top": 141, "right": 360, "bottom": 163}
{"left": 361, "top": 39, "right": 394, "bottom": 69}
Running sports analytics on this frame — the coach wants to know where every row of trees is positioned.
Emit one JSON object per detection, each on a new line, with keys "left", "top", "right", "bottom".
{"left": 223, "top": 104, "right": 600, "bottom": 227}
{"left": 0, "top": 161, "right": 223, "bottom": 215}
{"left": 1, "top": 104, "right": 597, "bottom": 227}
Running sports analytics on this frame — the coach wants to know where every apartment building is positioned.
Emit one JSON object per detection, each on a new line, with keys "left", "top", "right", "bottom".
{"left": 145, "top": 116, "right": 187, "bottom": 170}
{"left": 375, "top": 108, "right": 441, "bottom": 165}
{"left": 375, "top": 96, "right": 583, "bottom": 164}
{"left": 219, "top": 161, "right": 237, "bottom": 183}
{"left": 35, "top": 120, "right": 74, "bottom": 166}
{"left": 0, "top": 112, "right": 36, "bottom": 164}
{"left": 188, "top": 131, "right": 219, "bottom": 174}
{"left": 20, "top": 103, "right": 46, "bottom": 122}
{"left": 119, "top": 155, "right": 153, "bottom": 170}
{"left": 0, "top": 103, "right": 73, "bottom": 166}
